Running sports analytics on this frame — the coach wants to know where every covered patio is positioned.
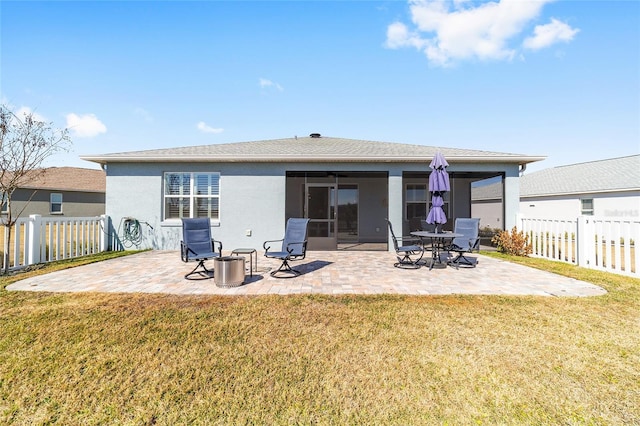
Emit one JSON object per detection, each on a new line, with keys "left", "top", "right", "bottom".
{"left": 7, "top": 250, "right": 606, "bottom": 297}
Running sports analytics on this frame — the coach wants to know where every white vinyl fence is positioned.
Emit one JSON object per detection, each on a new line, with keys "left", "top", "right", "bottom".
{"left": 1, "top": 214, "right": 112, "bottom": 272}
{"left": 519, "top": 215, "right": 639, "bottom": 277}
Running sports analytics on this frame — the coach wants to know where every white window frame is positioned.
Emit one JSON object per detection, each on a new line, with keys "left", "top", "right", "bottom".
{"left": 0, "top": 192, "right": 7, "bottom": 214}
{"left": 163, "top": 172, "right": 220, "bottom": 221}
{"left": 405, "top": 183, "right": 428, "bottom": 220}
{"left": 581, "top": 198, "right": 594, "bottom": 216}
{"left": 50, "top": 193, "right": 63, "bottom": 214}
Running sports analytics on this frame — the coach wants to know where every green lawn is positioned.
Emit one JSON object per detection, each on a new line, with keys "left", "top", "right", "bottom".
{"left": 1, "top": 252, "right": 638, "bottom": 425}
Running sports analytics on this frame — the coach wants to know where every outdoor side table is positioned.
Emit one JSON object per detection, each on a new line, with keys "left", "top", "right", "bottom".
{"left": 231, "top": 248, "right": 257, "bottom": 277}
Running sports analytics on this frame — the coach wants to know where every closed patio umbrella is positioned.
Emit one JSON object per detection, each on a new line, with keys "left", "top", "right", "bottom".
{"left": 426, "top": 191, "right": 447, "bottom": 226}
{"left": 429, "top": 152, "right": 450, "bottom": 192}
{"left": 426, "top": 152, "right": 450, "bottom": 233}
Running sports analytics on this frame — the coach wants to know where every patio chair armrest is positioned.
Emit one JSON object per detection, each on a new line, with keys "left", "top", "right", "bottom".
{"left": 398, "top": 236, "right": 423, "bottom": 246}
{"left": 180, "top": 241, "right": 188, "bottom": 262}
{"left": 263, "top": 238, "right": 284, "bottom": 252}
{"left": 212, "top": 239, "right": 223, "bottom": 256}
{"left": 285, "top": 240, "right": 307, "bottom": 254}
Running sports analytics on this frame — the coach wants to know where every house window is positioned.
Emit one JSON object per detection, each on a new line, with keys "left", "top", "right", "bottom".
{"left": 164, "top": 172, "right": 220, "bottom": 220}
{"left": 50, "top": 193, "right": 63, "bottom": 214}
{"left": 581, "top": 198, "right": 594, "bottom": 216}
{"left": 405, "top": 184, "right": 428, "bottom": 220}
{"left": 1, "top": 192, "right": 6, "bottom": 213}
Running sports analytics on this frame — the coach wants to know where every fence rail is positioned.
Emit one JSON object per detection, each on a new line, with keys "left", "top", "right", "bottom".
{"left": 1, "top": 214, "right": 110, "bottom": 272}
{"left": 519, "top": 215, "right": 639, "bottom": 277}
{"left": 3, "top": 213, "right": 638, "bottom": 277}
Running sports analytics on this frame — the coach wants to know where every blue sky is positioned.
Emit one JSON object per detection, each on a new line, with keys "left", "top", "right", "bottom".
{"left": 2, "top": 0, "right": 638, "bottom": 173}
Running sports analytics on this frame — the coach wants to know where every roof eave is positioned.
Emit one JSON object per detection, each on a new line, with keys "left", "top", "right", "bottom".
{"left": 80, "top": 154, "right": 547, "bottom": 165}
{"left": 19, "top": 187, "right": 105, "bottom": 193}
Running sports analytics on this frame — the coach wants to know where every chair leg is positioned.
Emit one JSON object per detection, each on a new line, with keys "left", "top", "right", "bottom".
{"left": 394, "top": 252, "right": 422, "bottom": 269}
{"left": 270, "top": 258, "right": 301, "bottom": 278}
{"left": 450, "top": 253, "right": 477, "bottom": 269}
{"left": 185, "top": 260, "right": 214, "bottom": 280}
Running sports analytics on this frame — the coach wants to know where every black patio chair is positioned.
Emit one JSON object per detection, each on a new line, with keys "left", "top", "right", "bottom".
{"left": 446, "top": 218, "right": 480, "bottom": 269}
{"left": 263, "top": 218, "right": 310, "bottom": 278}
{"left": 386, "top": 219, "right": 424, "bottom": 269}
{"left": 180, "top": 218, "right": 223, "bottom": 280}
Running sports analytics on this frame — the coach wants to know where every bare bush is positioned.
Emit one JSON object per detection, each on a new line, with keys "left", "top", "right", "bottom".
{"left": 491, "top": 226, "right": 533, "bottom": 256}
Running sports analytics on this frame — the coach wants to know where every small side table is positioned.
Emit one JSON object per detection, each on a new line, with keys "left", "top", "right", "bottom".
{"left": 231, "top": 248, "right": 257, "bottom": 277}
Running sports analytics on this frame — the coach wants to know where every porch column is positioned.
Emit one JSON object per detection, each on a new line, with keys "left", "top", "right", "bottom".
{"left": 503, "top": 168, "right": 520, "bottom": 230}
{"left": 388, "top": 169, "right": 403, "bottom": 251}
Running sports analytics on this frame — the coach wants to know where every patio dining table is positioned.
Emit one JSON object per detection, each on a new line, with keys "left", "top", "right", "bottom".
{"left": 411, "top": 231, "right": 462, "bottom": 270}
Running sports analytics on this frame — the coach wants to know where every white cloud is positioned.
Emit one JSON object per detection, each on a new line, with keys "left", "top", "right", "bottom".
{"left": 385, "top": 22, "right": 427, "bottom": 50}
{"left": 16, "top": 106, "right": 47, "bottom": 122}
{"left": 523, "top": 18, "right": 580, "bottom": 50}
{"left": 259, "top": 78, "right": 284, "bottom": 92}
{"left": 65, "top": 113, "right": 107, "bottom": 138}
{"left": 386, "top": 0, "right": 576, "bottom": 67}
{"left": 196, "top": 121, "right": 224, "bottom": 134}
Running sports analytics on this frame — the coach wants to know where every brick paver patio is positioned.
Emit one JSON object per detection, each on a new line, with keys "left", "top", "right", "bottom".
{"left": 6, "top": 250, "right": 607, "bottom": 297}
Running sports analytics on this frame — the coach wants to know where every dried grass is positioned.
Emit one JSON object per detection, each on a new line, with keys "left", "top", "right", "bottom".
{"left": 0, "top": 254, "right": 638, "bottom": 424}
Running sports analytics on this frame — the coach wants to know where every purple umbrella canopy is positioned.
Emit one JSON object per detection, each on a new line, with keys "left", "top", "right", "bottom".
{"left": 426, "top": 193, "right": 447, "bottom": 225}
{"left": 428, "top": 152, "right": 450, "bottom": 192}
{"left": 426, "top": 152, "right": 450, "bottom": 230}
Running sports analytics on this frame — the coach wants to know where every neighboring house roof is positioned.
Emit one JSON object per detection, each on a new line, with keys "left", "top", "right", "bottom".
{"left": 471, "top": 180, "right": 503, "bottom": 201}
{"left": 80, "top": 135, "right": 545, "bottom": 165}
{"left": 521, "top": 155, "right": 640, "bottom": 197}
{"left": 12, "top": 167, "right": 106, "bottom": 193}
{"left": 472, "top": 155, "right": 640, "bottom": 200}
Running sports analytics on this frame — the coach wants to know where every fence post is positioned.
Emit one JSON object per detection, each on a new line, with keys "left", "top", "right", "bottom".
{"left": 2, "top": 221, "right": 7, "bottom": 271}
{"left": 99, "top": 215, "right": 110, "bottom": 252}
{"left": 27, "top": 214, "right": 42, "bottom": 265}
{"left": 516, "top": 213, "right": 524, "bottom": 230}
{"left": 576, "top": 216, "right": 589, "bottom": 268}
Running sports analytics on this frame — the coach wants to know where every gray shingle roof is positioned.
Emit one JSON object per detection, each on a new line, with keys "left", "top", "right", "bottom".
{"left": 471, "top": 180, "right": 503, "bottom": 200}
{"left": 4, "top": 167, "right": 106, "bottom": 193}
{"left": 521, "top": 155, "right": 640, "bottom": 196}
{"left": 472, "top": 155, "right": 640, "bottom": 199}
{"left": 80, "top": 136, "right": 544, "bottom": 165}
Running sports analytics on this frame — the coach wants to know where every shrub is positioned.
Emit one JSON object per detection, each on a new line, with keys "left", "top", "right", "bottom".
{"left": 479, "top": 226, "right": 501, "bottom": 238}
{"left": 491, "top": 227, "right": 533, "bottom": 256}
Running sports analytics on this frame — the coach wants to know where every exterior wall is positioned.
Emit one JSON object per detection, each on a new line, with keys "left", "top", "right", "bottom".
{"left": 521, "top": 190, "right": 640, "bottom": 220}
{"left": 472, "top": 200, "right": 503, "bottom": 230}
{"left": 106, "top": 162, "right": 286, "bottom": 251}
{"left": 473, "top": 190, "right": 640, "bottom": 224}
{"left": 105, "top": 160, "right": 522, "bottom": 251}
{"left": 388, "top": 167, "right": 403, "bottom": 249}
{"left": 3, "top": 188, "right": 105, "bottom": 218}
